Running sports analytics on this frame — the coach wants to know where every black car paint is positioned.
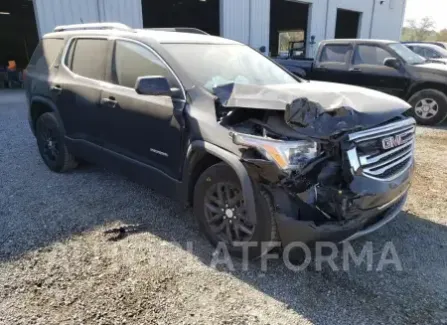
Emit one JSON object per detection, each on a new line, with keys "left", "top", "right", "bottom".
{"left": 276, "top": 40, "right": 447, "bottom": 101}
{"left": 26, "top": 31, "right": 413, "bottom": 246}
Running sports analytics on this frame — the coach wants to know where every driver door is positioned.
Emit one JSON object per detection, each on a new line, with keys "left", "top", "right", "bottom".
{"left": 100, "top": 39, "right": 185, "bottom": 179}
{"left": 349, "top": 44, "right": 409, "bottom": 98}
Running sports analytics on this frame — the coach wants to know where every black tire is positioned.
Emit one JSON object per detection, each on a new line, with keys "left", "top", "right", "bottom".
{"left": 193, "top": 162, "right": 277, "bottom": 259}
{"left": 408, "top": 89, "right": 447, "bottom": 125}
{"left": 35, "top": 112, "right": 78, "bottom": 172}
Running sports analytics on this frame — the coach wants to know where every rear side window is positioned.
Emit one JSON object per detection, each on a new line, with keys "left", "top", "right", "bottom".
{"left": 425, "top": 48, "right": 440, "bottom": 59}
{"left": 320, "top": 44, "right": 351, "bottom": 63}
{"left": 112, "top": 40, "right": 176, "bottom": 89}
{"left": 353, "top": 45, "right": 392, "bottom": 65}
{"left": 411, "top": 46, "right": 425, "bottom": 57}
{"left": 68, "top": 39, "right": 108, "bottom": 80}
{"left": 28, "top": 38, "right": 64, "bottom": 73}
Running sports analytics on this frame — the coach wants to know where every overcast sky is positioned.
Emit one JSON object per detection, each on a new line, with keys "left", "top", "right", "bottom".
{"left": 404, "top": 0, "right": 447, "bottom": 30}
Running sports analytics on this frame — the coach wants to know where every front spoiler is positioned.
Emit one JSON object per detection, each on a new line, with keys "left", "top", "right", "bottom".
{"left": 275, "top": 193, "right": 407, "bottom": 247}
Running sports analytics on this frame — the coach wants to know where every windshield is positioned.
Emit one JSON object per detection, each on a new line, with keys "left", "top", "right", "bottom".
{"left": 389, "top": 43, "right": 426, "bottom": 65}
{"left": 164, "top": 44, "right": 299, "bottom": 92}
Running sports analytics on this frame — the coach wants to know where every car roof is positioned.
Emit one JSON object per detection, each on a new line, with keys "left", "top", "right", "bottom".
{"left": 136, "top": 29, "right": 239, "bottom": 44}
{"left": 43, "top": 28, "right": 240, "bottom": 45}
{"left": 321, "top": 39, "right": 398, "bottom": 45}
{"left": 405, "top": 43, "right": 440, "bottom": 49}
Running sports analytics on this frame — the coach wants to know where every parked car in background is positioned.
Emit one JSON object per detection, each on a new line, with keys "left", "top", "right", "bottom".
{"left": 275, "top": 39, "right": 447, "bottom": 125}
{"left": 403, "top": 41, "right": 447, "bottom": 50}
{"left": 25, "top": 23, "right": 415, "bottom": 259}
{"left": 404, "top": 42, "right": 447, "bottom": 64}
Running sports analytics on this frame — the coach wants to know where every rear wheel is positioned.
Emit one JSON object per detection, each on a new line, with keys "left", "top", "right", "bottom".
{"left": 408, "top": 89, "right": 447, "bottom": 125}
{"left": 36, "top": 112, "right": 78, "bottom": 172}
{"left": 194, "top": 162, "right": 277, "bottom": 259}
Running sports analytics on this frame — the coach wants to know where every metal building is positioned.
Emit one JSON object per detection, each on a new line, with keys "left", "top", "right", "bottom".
{"left": 0, "top": 0, "right": 407, "bottom": 68}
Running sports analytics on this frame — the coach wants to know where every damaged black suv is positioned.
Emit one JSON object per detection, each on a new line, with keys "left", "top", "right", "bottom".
{"left": 26, "top": 23, "right": 415, "bottom": 258}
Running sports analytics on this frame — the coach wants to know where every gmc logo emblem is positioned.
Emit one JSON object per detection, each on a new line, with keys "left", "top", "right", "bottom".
{"left": 382, "top": 133, "right": 409, "bottom": 150}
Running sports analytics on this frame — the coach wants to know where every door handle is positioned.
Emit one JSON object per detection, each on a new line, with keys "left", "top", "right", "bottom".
{"left": 50, "top": 85, "right": 62, "bottom": 94}
{"left": 100, "top": 97, "right": 118, "bottom": 107}
{"left": 349, "top": 67, "right": 362, "bottom": 72}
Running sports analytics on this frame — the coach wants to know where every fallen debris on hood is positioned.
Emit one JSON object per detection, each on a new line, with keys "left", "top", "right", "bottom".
{"left": 214, "top": 82, "right": 411, "bottom": 139}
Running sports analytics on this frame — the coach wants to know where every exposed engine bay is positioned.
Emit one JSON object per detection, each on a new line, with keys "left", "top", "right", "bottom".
{"left": 221, "top": 108, "right": 349, "bottom": 226}
{"left": 212, "top": 83, "right": 414, "bottom": 232}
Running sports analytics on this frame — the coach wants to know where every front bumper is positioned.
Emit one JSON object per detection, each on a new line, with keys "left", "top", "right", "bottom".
{"left": 275, "top": 192, "right": 407, "bottom": 247}
{"left": 246, "top": 158, "right": 413, "bottom": 246}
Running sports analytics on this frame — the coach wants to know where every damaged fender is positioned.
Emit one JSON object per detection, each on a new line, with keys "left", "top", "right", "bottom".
{"left": 185, "top": 140, "right": 257, "bottom": 224}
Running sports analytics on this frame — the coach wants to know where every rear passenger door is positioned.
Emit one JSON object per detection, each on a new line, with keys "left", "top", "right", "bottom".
{"left": 313, "top": 43, "right": 353, "bottom": 84}
{"left": 26, "top": 38, "right": 65, "bottom": 100}
{"left": 100, "top": 39, "right": 185, "bottom": 179}
{"left": 349, "top": 44, "right": 409, "bottom": 98}
{"left": 53, "top": 37, "right": 111, "bottom": 145}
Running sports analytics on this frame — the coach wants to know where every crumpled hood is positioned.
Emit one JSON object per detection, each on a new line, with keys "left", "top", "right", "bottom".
{"left": 214, "top": 81, "right": 411, "bottom": 138}
{"left": 412, "top": 62, "right": 447, "bottom": 72}
{"left": 428, "top": 58, "right": 447, "bottom": 65}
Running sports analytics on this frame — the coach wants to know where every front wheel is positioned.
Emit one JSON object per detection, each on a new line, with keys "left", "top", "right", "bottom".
{"left": 408, "top": 89, "right": 447, "bottom": 125}
{"left": 193, "top": 162, "right": 277, "bottom": 259}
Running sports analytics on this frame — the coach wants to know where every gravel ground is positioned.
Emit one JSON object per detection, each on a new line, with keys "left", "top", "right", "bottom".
{"left": 1, "top": 89, "right": 446, "bottom": 325}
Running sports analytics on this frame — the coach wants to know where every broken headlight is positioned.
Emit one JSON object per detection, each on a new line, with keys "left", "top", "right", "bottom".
{"left": 232, "top": 133, "right": 319, "bottom": 171}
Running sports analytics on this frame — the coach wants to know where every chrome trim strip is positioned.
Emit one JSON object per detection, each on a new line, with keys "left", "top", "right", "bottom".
{"left": 346, "top": 117, "right": 416, "bottom": 181}
{"left": 359, "top": 140, "right": 413, "bottom": 165}
{"left": 348, "top": 118, "right": 416, "bottom": 141}
{"left": 351, "top": 125, "right": 414, "bottom": 143}
{"left": 362, "top": 158, "right": 414, "bottom": 182}
{"left": 363, "top": 152, "right": 413, "bottom": 176}
{"left": 347, "top": 147, "right": 360, "bottom": 172}
{"left": 55, "top": 23, "right": 133, "bottom": 33}
{"left": 362, "top": 145, "right": 413, "bottom": 170}
{"left": 60, "top": 36, "right": 187, "bottom": 100}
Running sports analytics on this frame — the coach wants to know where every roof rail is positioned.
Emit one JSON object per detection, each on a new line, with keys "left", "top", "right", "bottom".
{"left": 54, "top": 22, "right": 133, "bottom": 33}
{"left": 146, "top": 28, "right": 209, "bottom": 35}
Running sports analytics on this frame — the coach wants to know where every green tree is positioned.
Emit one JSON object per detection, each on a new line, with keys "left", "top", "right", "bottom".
{"left": 437, "top": 29, "right": 447, "bottom": 42}
{"left": 401, "top": 17, "right": 436, "bottom": 41}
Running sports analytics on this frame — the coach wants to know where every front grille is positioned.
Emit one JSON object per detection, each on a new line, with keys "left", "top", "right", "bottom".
{"left": 346, "top": 118, "right": 416, "bottom": 181}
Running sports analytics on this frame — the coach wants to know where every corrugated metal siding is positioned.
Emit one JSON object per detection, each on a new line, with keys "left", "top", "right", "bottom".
{"left": 221, "top": 0, "right": 250, "bottom": 43}
{"left": 307, "top": 0, "right": 327, "bottom": 57}
{"left": 99, "top": 0, "right": 143, "bottom": 27}
{"left": 370, "top": 0, "right": 406, "bottom": 40}
{"left": 249, "top": 0, "right": 270, "bottom": 53}
{"left": 326, "top": 0, "right": 373, "bottom": 39}
{"left": 33, "top": 0, "right": 143, "bottom": 37}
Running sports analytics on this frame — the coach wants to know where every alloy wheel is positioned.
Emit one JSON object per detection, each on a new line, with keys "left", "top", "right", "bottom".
{"left": 415, "top": 98, "right": 439, "bottom": 119}
{"left": 204, "top": 182, "right": 255, "bottom": 245}
{"left": 38, "top": 125, "right": 60, "bottom": 163}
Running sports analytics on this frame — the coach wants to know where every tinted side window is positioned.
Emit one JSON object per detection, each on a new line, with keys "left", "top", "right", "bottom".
{"left": 425, "top": 48, "right": 440, "bottom": 58}
{"left": 113, "top": 40, "right": 175, "bottom": 89}
{"left": 28, "top": 39, "right": 65, "bottom": 73}
{"left": 353, "top": 45, "right": 392, "bottom": 65}
{"left": 411, "top": 46, "right": 426, "bottom": 57}
{"left": 320, "top": 45, "right": 351, "bottom": 63}
{"left": 70, "top": 39, "right": 108, "bottom": 80}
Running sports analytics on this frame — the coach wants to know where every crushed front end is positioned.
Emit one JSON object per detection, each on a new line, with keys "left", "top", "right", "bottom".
{"left": 214, "top": 83, "right": 416, "bottom": 245}
{"left": 234, "top": 117, "right": 415, "bottom": 245}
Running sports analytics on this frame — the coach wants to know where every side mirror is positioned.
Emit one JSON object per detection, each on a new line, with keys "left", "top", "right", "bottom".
{"left": 135, "top": 76, "right": 171, "bottom": 96}
{"left": 259, "top": 46, "right": 266, "bottom": 54}
{"left": 384, "top": 57, "right": 400, "bottom": 69}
